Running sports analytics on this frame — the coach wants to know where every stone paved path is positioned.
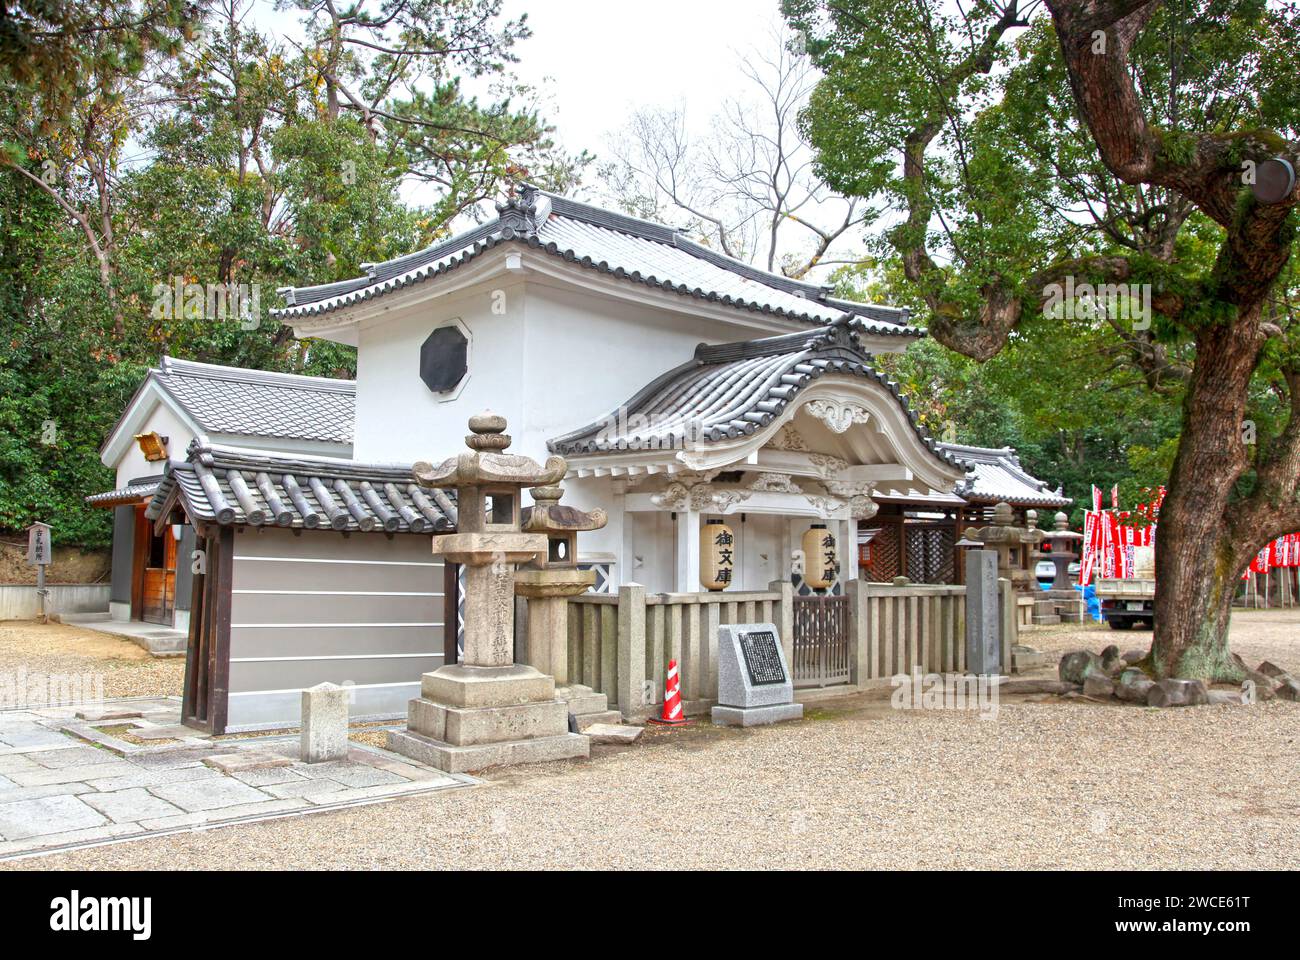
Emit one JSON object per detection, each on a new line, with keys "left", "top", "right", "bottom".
{"left": 0, "top": 698, "right": 472, "bottom": 858}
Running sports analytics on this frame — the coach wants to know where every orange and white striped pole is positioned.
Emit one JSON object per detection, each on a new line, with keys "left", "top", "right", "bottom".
{"left": 648, "top": 658, "right": 690, "bottom": 726}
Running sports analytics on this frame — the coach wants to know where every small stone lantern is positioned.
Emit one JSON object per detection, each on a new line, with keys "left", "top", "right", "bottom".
{"left": 386, "top": 413, "right": 590, "bottom": 773}
{"left": 1043, "top": 511, "right": 1083, "bottom": 591}
{"left": 514, "top": 484, "right": 608, "bottom": 694}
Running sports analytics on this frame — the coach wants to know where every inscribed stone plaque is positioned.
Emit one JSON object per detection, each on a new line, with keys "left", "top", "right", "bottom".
{"left": 738, "top": 630, "right": 786, "bottom": 686}
{"left": 716, "top": 622, "right": 795, "bottom": 709}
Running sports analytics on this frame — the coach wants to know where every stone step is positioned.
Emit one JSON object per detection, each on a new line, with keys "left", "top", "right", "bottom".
{"left": 574, "top": 710, "right": 622, "bottom": 731}
{"left": 584, "top": 723, "right": 643, "bottom": 744}
{"left": 562, "top": 692, "right": 610, "bottom": 715}
{"left": 386, "top": 728, "right": 589, "bottom": 775}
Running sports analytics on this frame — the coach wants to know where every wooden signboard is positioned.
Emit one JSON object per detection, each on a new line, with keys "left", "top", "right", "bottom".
{"left": 27, "top": 522, "right": 52, "bottom": 566}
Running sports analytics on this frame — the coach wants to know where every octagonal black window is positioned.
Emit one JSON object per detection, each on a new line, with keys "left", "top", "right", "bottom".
{"left": 419, "top": 325, "right": 468, "bottom": 394}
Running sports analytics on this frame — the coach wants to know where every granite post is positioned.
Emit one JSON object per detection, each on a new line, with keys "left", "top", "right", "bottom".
{"left": 301, "top": 682, "right": 349, "bottom": 763}
{"left": 965, "top": 550, "right": 1001, "bottom": 676}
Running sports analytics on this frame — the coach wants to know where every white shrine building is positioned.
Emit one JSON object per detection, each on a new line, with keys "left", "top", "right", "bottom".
{"left": 88, "top": 187, "right": 1066, "bottom": 732}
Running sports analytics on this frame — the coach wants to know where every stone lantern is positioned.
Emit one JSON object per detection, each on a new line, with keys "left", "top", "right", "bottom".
{"left": 514, "top": 484, "right": 619, "bottom": 728}
{"left": 1043, "top": 511, "right": 1083, "bottom": 591}
{"left": 1035, "top": 511, "right": 1086, "bottom": 625}
{"left": 386, "top": 413, "right": 590, "bottom": 773}
{"left": 962, "top": 502, "right": 1044, "bottom": 595}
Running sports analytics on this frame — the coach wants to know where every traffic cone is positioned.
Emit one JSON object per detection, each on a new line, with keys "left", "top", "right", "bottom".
{"left": 648, "top": 658, "right": 690, "bottom": 726}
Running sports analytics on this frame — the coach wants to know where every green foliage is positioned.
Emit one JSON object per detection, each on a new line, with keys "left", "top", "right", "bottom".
{"left": 0, "top": 0, "right": 587, "bottom": 546}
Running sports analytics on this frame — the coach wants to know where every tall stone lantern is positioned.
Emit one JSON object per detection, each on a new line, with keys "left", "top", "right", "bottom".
{"left": 386, "top": 413, "right": 590, "bottom": 773}
{"left": 1036, "top": 511, "right": 1085, "bottom": 625}
{"left": 515, "top": 484, "right": 619, "bottom": 728}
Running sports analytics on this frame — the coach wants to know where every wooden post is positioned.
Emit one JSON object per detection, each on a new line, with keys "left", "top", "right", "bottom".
{"left": 616, "top": 583, "right": 647, "bottom": 720}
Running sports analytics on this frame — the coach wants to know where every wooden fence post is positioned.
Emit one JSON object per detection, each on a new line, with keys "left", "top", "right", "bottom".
{"left": 617, "top": 583, "right": 647, "bottom": 720}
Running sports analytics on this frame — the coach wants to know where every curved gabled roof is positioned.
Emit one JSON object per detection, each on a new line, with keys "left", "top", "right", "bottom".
{"left": 547, "top": 317, "right": 960, "bottom": 474}
{"left": 937, "top": 442, "right": 1072, "bottom": 508}
{"left": 275, "top": 188, "right": 922, "bottom": 337}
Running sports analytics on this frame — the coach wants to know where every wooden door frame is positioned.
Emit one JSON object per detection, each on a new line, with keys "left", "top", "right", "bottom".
{"left": 181, "top": 525, "right": 233, "bottom": 734}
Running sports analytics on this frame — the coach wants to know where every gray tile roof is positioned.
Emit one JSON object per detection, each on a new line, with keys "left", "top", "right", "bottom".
{"left": 147, "top": 441, "right": 456, "bottom": 533}
{"left": 150, "top": 357, "right": 355, "bottom": 444}
{"left": 547, "top": 316, "right": 959, "bottom": 470}
{"left": 275, "top": 188, "right": 921, "bottom": 336}
{"left": 84, "top": 481, "right": 162, "bottom": 508}
{"left": 938, "top": 443, "right": 1072, "bottom": 508}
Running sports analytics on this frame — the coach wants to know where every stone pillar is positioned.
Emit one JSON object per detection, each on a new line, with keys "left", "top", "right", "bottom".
{"left": 460, "top": 560, "right": 517, "bottom": 667}
{"left": 523, "top": 594, "right": 568, "bottom": 682}
{"left": 998, "top": 576, "right": 1016, "bottom": 673}
{"left": 965, "top": 549, "right": 1001, "bottom": 675}
{"left": 769, "top": 578, "right": 795, "bottom": 676}
{"left": 846, "top": 579, "right": 870, "bottom": 685}
{"left": 616, "top": 583, "right": 648, "bottom": 719}
{"left": 301, "top": 682, "right": 349, "bottom": 763}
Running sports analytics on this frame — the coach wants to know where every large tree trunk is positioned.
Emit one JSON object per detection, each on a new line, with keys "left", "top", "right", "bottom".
{"left": 1147, "top": 313, "right": 1263, "bottom": 679}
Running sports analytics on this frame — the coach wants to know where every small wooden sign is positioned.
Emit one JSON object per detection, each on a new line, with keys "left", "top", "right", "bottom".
{"left": 27, "top": 522, "right": 52, "bottom": 566}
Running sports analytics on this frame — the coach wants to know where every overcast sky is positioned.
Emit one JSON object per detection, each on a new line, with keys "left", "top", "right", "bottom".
{"left": 498, "top": 0, "right": 789, "bottom": 160}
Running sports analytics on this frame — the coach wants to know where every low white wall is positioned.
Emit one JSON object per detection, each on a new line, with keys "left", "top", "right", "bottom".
{"left": 0, "top": 584, "right": 111, "bottom": 620}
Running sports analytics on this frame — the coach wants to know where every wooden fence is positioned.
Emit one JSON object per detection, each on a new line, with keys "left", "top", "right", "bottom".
{"left": 562, "top": 577, "right": 1017, "bottom": 720}
{"left": 566, "top": 582, "right": 792, "bottom": 720}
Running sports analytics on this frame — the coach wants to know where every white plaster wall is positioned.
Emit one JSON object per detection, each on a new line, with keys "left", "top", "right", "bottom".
{"left": 113, "top": 400, "right": 194, "bottom": 488}
{"left": 351, "top": 270, "right": 795, "bottom": 466}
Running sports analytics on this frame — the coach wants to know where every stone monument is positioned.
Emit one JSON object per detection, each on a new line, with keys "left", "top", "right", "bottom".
{"left": 965, "top": 549, "right": 1002, "bottom": 676}
{"left": 386, "top": 413, "right": 590, "bottom": 773}
{"left": 515, "top": 483, "right": 620, "bottom": 729}
{"left": 711, "top": 622, "right": 804, "bottom": 727}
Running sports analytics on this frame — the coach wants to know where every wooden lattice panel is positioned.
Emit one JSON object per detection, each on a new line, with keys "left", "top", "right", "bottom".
{"left": 863, "top": 523, "right": 901, "bottom": 582}
{"left": 905, "top": 525, "right": 956, "bottom": 584}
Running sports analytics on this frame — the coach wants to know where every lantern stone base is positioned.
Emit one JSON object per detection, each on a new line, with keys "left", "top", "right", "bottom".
{"left": 386, "top": 728, "right": 589, "bottom": 774}
{"left": 386, "top": 663, "right": 590, "bottom": 774}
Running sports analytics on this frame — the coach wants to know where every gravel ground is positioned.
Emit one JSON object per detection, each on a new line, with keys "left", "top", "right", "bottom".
{"left": 0, "top": 619, "right": 184, "bottom": 701}
{"left": 1025, "top": 608, "right": 1300, "bottom": 671}
{"left": 3, "top": 611, "right": 1297, "bottom": 870}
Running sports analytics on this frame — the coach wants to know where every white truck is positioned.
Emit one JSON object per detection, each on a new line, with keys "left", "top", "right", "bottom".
{"left": 1094, "top": 577, "right": 1155, "bottom": 630}
{"left": 1095, "top": 546, "right": 1155, "bottom": 630}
